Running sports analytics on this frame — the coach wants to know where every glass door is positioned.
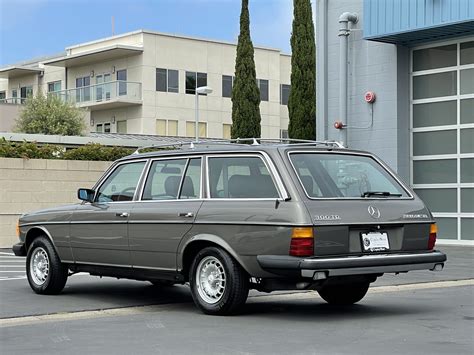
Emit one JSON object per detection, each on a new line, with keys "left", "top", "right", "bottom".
{"left": 96, "top": 75, "right": 103, "bottom": 101}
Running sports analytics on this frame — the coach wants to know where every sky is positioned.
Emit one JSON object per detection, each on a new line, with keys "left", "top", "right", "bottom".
{"left": 0, "top": 0, "right": 296, "bottom": 66}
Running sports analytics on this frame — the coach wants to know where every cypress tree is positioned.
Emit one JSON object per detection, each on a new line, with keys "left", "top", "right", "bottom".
{"left": 288, "top": 0, "right": 316, "bottom": 140}
{"left": 231, "top": 0, "right": 261, "bottom": 139}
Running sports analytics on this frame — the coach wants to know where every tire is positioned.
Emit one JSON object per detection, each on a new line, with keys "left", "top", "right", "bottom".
{"left": 318, "top": 282, "right": 370, "bottom": 305}
{"left": 26, "top": 236, "right": 68, "bottom": 295}
{"left": 189, "top": 247, "right": 249, "bottom": 315}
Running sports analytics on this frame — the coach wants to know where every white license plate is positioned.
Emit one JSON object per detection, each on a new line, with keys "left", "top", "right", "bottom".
{"left": 361, "top": 232, "right": 390, "bottom": 252}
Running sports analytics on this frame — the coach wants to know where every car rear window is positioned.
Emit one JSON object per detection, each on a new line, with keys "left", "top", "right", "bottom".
{"left": 289, "top": 153, "right": 409, "bottom": 199}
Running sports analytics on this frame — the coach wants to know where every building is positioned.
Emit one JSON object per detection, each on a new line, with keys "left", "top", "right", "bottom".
{"left": 316, "top": 0, "right": 474, "bottom": 243}
{"left": 0, "top": 30, "right": 291, "bottom": 139}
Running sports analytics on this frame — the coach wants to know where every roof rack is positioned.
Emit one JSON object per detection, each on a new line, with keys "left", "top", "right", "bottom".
{"left": 132, "top": 138, "right": 345, "bottom": 155}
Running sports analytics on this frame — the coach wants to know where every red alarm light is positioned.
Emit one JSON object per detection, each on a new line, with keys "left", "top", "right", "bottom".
{"left": 365, "top": 91, "right": 376, "bottom": 103}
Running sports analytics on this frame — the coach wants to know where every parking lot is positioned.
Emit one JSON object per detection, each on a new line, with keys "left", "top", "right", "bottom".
{"left": 1, "top": 245, "right": 473, "bottom": 354}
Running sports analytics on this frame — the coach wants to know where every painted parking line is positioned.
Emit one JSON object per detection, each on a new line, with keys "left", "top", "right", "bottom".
{"left": 0, "top": 253, "right": 26, "bottom": 280}
{"left": 1, "top": 279, "right": 472, "bottom": 328}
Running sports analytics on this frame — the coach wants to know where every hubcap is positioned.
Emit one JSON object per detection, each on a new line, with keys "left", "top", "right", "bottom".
{"left": 30, "top": 247, "right": 49, "bottom": 286}
{"left": 195, "top": 256, "right": 226, "bottom": 304}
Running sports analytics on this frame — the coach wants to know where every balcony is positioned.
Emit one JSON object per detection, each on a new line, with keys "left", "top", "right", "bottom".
{"left": 55, "top": 81, "right": 142, "bottom": 111}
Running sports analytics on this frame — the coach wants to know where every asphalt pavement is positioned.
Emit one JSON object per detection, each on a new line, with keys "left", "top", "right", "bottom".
{"left": 0, "top": 245, "right": 473, "bottom": 354}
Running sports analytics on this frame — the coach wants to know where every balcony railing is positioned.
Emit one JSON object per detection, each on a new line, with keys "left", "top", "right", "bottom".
{"left": 53, "top": 80, "right": 142, "bottom": 106}
{"left": 0, "top": 98, "right": 25, "bottom": 104}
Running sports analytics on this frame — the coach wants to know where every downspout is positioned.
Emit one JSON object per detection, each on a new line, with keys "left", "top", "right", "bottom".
{"left": 338, "top": 12, "right": 358, "bottom": 146}
{"left": 316, "top": 0, "right": 328, "bottom": 141}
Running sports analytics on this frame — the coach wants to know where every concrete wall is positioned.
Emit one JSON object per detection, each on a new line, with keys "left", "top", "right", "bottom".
{"left": 316, "top": 0, "right": 410, "bottom": 182}
{"left": 0, "top": 103, "right": 20, "bottom": 132}
{"left": 0, "top": 158, "right": 112, "bottom": 248}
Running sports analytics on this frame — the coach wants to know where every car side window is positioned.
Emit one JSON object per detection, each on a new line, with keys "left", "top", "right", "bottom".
{"left": 179, "top": 158, "right": 202, "bottom": 199}
{"left": 208, "top": 156, "right": 279, "bottom": 199}
{"left": 142, "top": 159, "right": 187, "bottom": 200}
{"left": 96, "top": 161, "right": 146, "bottom": 203}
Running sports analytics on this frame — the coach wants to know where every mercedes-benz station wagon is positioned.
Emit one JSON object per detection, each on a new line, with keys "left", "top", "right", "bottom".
{"left": 13, "top": 139, "right": 446, "bottom": 315}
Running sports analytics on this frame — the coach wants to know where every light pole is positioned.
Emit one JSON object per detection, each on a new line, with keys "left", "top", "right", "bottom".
{"left": 195, "top": 86, "right": 213, "bottom": 142}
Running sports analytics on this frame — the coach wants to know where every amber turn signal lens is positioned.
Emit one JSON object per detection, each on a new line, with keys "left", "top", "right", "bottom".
{"left": 16, "top": 221, "right": 20, "bottom": 238}
{"left": 428, "top": 223, "right": 437, "bottom": 250}
{"left": 291, "top": 227, "right": 314, "bottom": 239}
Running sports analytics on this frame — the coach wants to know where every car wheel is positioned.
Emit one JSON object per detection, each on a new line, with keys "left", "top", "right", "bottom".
{"left": 26, "top": 236, "right": 68, "bottom": 295}
{"left": 318, "top": 282, "right": 370, "bottom": 305}
{"left": 189, "top": 246, "right": 249, "bottom": 315}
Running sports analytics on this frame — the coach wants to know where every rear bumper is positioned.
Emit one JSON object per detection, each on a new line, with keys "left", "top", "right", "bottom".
{"left": 257, "top": 251, "right": 447, "bottom": 279}
{"left": 12, "top": 243, "right": 26, "bottom": 257}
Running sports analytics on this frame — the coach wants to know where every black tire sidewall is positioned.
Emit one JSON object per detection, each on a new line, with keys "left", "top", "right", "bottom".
{"left": 189, "top": 247, "right": 247, "bottom": 315}
{"left": 26, "top": 236, "right": 66, "bottom": 294}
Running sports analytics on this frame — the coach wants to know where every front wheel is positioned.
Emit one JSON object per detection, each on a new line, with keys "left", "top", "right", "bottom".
{"left": 318, "top": 282, "right": 370, "bottom": 305}
{"left": 189, "top": 247, "right": 249, "bottom": 315}
{"left": 26, "top": 236, "right": 68, "bottom": 295}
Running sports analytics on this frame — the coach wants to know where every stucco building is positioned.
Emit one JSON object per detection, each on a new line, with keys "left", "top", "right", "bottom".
{"left": 0, "top": 30, "right": 291, "bottom": 139}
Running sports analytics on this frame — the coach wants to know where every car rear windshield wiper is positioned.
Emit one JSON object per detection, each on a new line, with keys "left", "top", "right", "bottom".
{"left": 361, "top": 191, "right": 402, "bottom": 198}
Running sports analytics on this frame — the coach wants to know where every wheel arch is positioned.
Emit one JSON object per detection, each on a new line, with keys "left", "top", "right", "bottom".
{"left": 179, "top": 234, "right": 251, "bottom": 280}
{"left": 24, "top": 226, "right": 59, "bottom": 255}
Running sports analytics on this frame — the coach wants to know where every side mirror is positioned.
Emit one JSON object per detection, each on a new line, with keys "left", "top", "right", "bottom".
{"left": 77, "top": 188, "right": 95, "bottom": 203}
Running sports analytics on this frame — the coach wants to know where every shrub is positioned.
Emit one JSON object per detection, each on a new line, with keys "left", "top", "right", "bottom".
{"left": 0, "top": 139, "right": 134, "bottom": 161}
{"left": 15, "top": 93, "right": 86, "bottom": 136}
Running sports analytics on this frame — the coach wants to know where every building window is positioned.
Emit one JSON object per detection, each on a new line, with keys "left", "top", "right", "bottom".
{"left": 48, "top": 81, "right": 61, "bottom": 93}
{"left": 223, "top": 123, "right": 232, "bottom": 139}
{"left": 104, "top": 123, "right": 111, "bottom": 133}
{"left": 156, "top": 68, "right": 179, "bottom": 93}
{"left": 186, "top": 71, "right": 207, "bottom": 95}
{"left": 186, "top": 121, "right": 207, "bottom": 138}
{"left": 117, "top": 69, "right": 127, "bottom": 96}
{"left": 280, "top": 84, "right": 290, "bottom": 105}
{"left": 117, "top": 120, "right": 127, "bottom": 134}
{"left": 411, "top": 39, "right": 474, "bottom": 242}
{"left": 280, "top": 129, "right": 289, "bottom": 139}
{"left": 0, "top": 91, "right": 5, "bottom": 101}
{"left": 258, "top": 79, "right": 269, "bottom": 101}
{"left": 222, "top": 75, "right": 233, "bottom": 98}
{"left": 96, "top": 124, "right": 103, "bottom": 133}
{"left": 168, "top": 120, "right": 178, "bottom": 136}
{"left": 156, "top": 119, "right": 179, "bottom": 136}
{"left": 76, "top": 76, "right": 91, "bottom": 102}
{"left": 11, "top": 89, "right": 18, "bottom": 104}
{"left": 20, "top": 86, "right": 33, "bottom": 104}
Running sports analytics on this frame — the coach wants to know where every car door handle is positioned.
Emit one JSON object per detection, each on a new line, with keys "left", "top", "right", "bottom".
{"left": 178, "top": 212, "right": 194, "bottom": 218}
{"left": 115, "top": 212, "right": 130, "bottom": 218}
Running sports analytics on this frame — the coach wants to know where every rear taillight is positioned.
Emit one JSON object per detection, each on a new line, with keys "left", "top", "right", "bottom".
{"left": 289, "top": 227, "right": 314, "bottom": 257}
{"left": 428, "top": 224, "right": 437, "bottom": 250}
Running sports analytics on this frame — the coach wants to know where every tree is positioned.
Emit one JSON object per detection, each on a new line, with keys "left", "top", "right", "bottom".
{"left": 288, "top": 0, "right": 316, "bottom": 140}
{"left": 15, "top": 92, "right": 86, "bottom": 136}
{"left": 231, "top": 0, "right": 261, "bottom": 139}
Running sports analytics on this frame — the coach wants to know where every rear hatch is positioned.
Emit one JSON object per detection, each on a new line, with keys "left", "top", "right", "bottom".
{"left": 284, "top": 148, "right": 435, "bottom": 256}
{"left": 305, "top": 199, "right": 433, "bottom": 256}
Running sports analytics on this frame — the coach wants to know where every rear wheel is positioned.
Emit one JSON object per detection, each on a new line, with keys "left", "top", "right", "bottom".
{"left": 318, "top": 282, "right": 370, "bottom": 305}
{"left": 189, "top": 247, "right": 249, "bottom": 315}
{"left": 26, "top": 236, "right": 68, "bottom": 295}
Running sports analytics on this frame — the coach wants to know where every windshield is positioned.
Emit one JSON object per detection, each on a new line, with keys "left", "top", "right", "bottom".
{"left": 289, "top": 153, "right": 409, "bottom": 199}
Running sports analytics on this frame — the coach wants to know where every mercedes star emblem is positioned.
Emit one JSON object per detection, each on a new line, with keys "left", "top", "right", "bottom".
{"left": 368, "top": 205, "right": 381, "bottom": 219}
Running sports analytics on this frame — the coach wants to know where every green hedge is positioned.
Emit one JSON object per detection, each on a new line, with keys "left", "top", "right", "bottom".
{"left": 0, "top": 138, "right": 134, "bottom": 161}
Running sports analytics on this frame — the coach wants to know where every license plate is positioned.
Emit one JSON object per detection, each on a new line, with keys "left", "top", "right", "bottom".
{"left": 361, "top": 232, "right": 390, "bottom": 252}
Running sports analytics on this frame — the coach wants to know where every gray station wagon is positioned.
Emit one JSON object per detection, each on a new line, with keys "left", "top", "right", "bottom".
{"left": 13, "top": 139, "right": 446, "bottom": 315}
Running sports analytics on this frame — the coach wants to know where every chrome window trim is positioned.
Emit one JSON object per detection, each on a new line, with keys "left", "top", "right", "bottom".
{"left": 286, "top": 150, "right": 414, "bottom": 200}
{"left": 205, "top": 152, "right": 289, "bottom": 200}
{"left": 138, "top": 155, "right": 204, "bottom": 202}
{"left": 91, "top": 159, "right": 149, "bottom": 204}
